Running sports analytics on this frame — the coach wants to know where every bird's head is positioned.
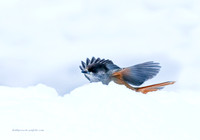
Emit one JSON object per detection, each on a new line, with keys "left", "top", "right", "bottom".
{"left": 79, "top": 57, "right": 117, "bottom": 83}
{"left": 82, "top": 63, "right": 108, "bottom": 74}
{"left": 81, "top": 63, "right": 108, "bottom": 82}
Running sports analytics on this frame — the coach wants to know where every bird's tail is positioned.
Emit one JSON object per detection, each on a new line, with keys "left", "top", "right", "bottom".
{"left": 135, "top": 81, "right": 175, "bottom": 94}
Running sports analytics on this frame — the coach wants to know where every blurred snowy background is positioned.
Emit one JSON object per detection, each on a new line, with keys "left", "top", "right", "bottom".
{"left": 0, "top": 0, "right": 200, "bottom": 95}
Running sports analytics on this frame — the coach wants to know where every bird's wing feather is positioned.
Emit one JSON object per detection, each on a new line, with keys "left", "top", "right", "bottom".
{"left": 112, "top": 61, "right": 161, "bottom": 86}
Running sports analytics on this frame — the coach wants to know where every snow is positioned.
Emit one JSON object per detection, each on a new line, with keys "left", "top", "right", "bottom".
{"left": 1, "top": 83, "right": 200, "bottom": 140}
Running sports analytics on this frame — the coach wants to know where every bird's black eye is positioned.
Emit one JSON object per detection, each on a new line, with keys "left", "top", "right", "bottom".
{"left": 88, "top": 67, "right": 98, "bottom": 73}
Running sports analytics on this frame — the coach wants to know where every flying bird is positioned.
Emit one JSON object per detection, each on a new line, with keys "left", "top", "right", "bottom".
{"left": 79, "top": 57, "right": 175, "bottom": 94}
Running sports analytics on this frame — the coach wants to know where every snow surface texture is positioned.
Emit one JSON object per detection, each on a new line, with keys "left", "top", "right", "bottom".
{"left": 1, "top": 83, "right": 200, "bottom": 140}
{"left": 0, "top": 0, "right": 200, "bottom": 95}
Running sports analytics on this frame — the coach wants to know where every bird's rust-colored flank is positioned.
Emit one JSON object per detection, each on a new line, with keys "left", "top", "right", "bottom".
{"left": 112, "top": 68, "right": 138, "bottom": 91}
{"left": 112, "top": 69, "right": 175, "bottom": 94}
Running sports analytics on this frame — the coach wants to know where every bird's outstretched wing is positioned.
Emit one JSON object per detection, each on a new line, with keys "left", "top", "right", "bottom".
{"left": 113, "top": 61, "right": 161, "bottom": 86}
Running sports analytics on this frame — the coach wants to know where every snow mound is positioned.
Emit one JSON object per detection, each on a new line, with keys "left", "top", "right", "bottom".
{"left": 0, "top": 83, "right": 200, "bottom": 140}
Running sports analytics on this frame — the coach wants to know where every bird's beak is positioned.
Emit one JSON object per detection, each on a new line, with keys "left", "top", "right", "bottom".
{"left": 81, "top": 70, "right": 89, "bottom": 74}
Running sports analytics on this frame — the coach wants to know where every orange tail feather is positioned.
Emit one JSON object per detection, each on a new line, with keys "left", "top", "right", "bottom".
{"left": 135, "top": 81, "right": 175, "bottom": 94}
